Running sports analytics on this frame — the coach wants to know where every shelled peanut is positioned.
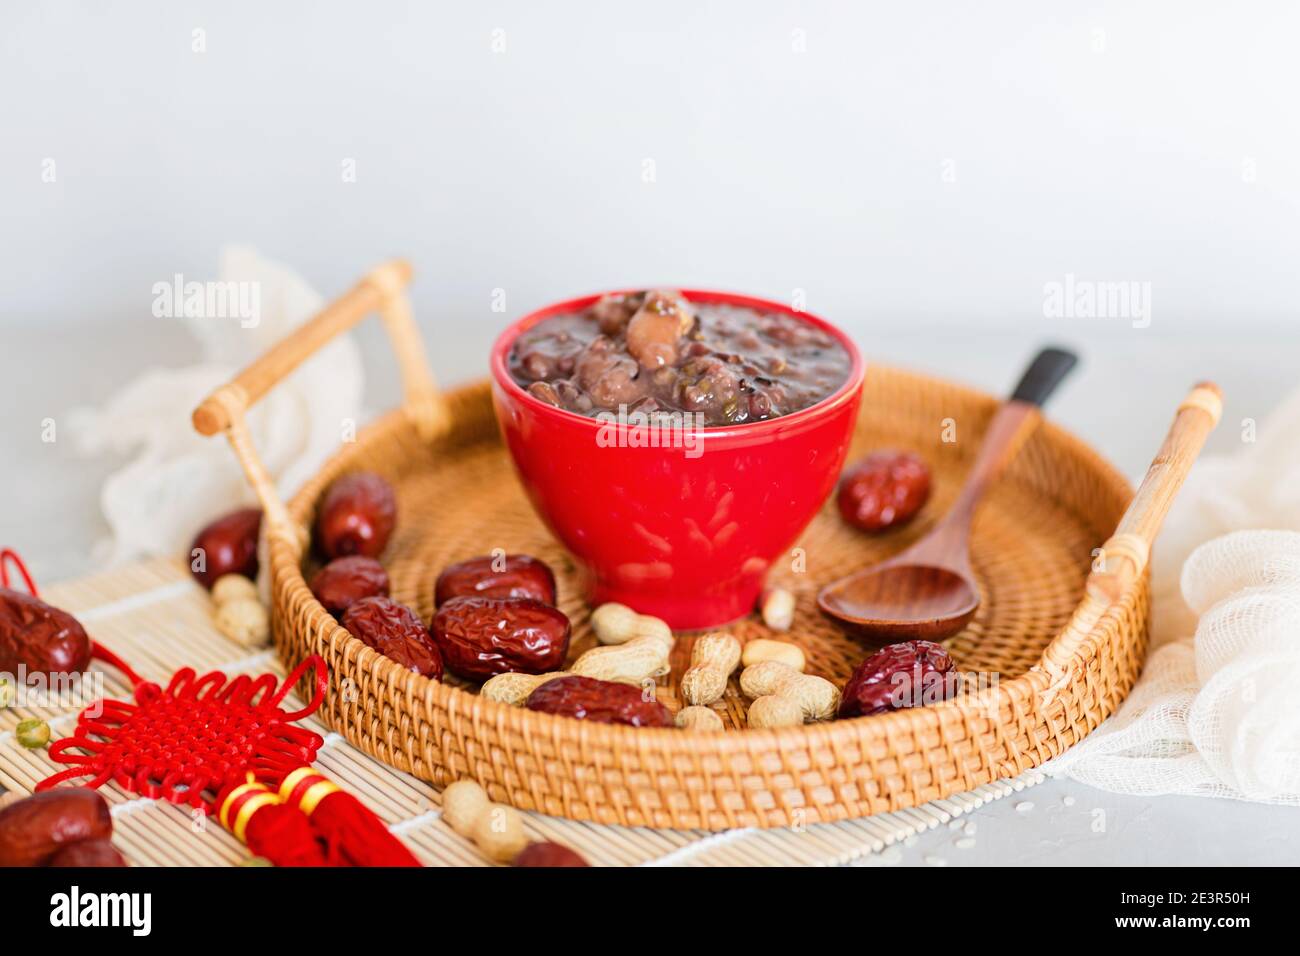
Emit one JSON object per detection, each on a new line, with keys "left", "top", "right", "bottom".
{"left": 210, "top": 573, "right": 269, "bottom": 648}
{"left": 679, "top": 633, "right": 740, "bottom": 706}
{"left": 590, "top": 603, "right": 672, "bottom": 647}
{"left": 741, "top": 660, "right": 840, "bottom": 728}
{"left": 212, "top": 573, "right": 259, "bottom": 605}
{"left": 759, "top": 587, "right": 795, "bottom": 631}
{"left": 441, "top": 780, "right": 588, "bottom": 866}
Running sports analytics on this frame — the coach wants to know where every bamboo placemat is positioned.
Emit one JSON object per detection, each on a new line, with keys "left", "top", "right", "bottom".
{"left": 0, "top": 557, "right": 1042, "bottom": 866}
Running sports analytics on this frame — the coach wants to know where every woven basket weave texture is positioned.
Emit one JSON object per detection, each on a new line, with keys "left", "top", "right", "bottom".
{"left": 269, "top": 367, "right": 1142, "bottom": 830}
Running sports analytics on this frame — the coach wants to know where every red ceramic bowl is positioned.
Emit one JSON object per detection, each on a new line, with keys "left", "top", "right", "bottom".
{"left": 490, "top": 290, "right": 866, "bottom": 630}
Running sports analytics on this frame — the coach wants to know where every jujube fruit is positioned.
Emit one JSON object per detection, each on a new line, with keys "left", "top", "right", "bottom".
{"left": 434, "top": 554, "right": 556, "bottom": 607}
{"left": 0, "top": 789, "right": 113, "bottom": 867}
{"left": 525, "top": 675, "right": 672, "bottom": 727}
{"left": 189, "top": 507, "right": 262, "bottom": 588}
{"left": 342, "top": 596, "right": 442, "bottom": 680}
{"left": 315, "top": 472, "right": 397, "bottom": 559}
{"left": 432, "top": 597, "right": 571, "bottom": 682}
{"left": 311, "top": 555, "right": 391, "bottom": 616}
{"left": 839, "top": 640, "right": 958, "bottom": 718}
{"left": 836, "top": 450, "right": 931, "bottom": 533}
{"left": 0, "top": 588, "right": 92, "bottom": 676}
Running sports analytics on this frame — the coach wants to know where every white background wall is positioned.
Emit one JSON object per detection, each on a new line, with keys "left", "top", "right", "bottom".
{"left": 3, "top": 1, "right": 1298, "bottom": 571}
{"left": 3, "top": 0, "right": 1298, "bottom": 348}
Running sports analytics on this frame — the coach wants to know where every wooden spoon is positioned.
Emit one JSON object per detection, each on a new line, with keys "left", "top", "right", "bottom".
{"left": 818, "top": 347, "right": 1079, "bottom": 646}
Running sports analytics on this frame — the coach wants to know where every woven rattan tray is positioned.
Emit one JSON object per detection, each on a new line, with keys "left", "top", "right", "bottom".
{"left": 0, "top": 557, "right": 1050, "bottom": 866}
{"left": 193, "top": 262, "right": 1220, "bottom": 830}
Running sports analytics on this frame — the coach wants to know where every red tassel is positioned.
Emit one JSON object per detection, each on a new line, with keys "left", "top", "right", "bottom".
{"left": 246, "top": 804, "right": 337, "bottom": 867}
{"left": 279, "top": 768, "right": 421, "bottom": 867}
{"left": 216, "top": 776, "right": 335, "bottom": 867}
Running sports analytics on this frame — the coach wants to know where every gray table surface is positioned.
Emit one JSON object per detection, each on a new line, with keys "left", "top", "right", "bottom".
{"left": 3, "top": 317, "right": 1297, "bottom": 865}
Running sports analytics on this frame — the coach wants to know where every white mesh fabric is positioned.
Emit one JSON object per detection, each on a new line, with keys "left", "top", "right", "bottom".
{"left": 67, "top": 247, "right": 364, "bottom": 569}
{"left": 1045, "top": 390, "right": 1300, "bottom": 804}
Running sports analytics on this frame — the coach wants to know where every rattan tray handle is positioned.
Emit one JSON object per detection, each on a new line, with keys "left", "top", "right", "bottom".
{"left": 191, "top": 260, "right": 443, "bottom": 548}
{"left": 1043, "top": 381, "right": 1222, "bottom": 670}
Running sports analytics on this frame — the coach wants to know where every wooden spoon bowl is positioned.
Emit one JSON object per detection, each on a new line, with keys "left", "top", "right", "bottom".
{"left": 818, "top": 347, "right": 1079, "bottom": 648}
{"left": 818, "top": 563, "right": 978, "bottom": 643}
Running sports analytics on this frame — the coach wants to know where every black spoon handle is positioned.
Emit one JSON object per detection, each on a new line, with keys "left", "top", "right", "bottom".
{"left": 1010, "top": 347, "right": 1079, "bottom": 406}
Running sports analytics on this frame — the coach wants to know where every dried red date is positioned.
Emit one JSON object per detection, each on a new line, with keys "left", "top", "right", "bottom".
{"left": 190, "top": 507, "right": 262, "bottom": 588}
{"left": 525, "top": 675, "right": 672, "bottom": 727}
{"left": 0, "top": 588, "right": 92, "bottom": 676}
{"left": 341, "top": 596, "right": 442, "bottom": 680}
{"left": 836, "top": 450, "right": 931, "bottom": 533}
{"left": 47, "top": 838, "right": 126, "bottom": 867}
{"left": 0, "top": 789, "right": 113, "bottom": 867}
{"left": 513, "top": 841, "right": 590, "bottom": 867}
{"left": 838, "top": 640, "right": 959, "bottom": 718}
{"left": 310, "top": 556, "right": 391, "bottom": 616}
{"left": 432, "top": 597, "right": 570, "bottom": 682}
{"left": 315, "top": 472, "right": 397, "bottom": 560}
{"left": 434, "top": 554, "right": 556, "bottom": 607}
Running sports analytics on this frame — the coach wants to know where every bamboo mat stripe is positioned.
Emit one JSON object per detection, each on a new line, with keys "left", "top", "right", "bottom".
{"left": 0, "top": 557, "right": 1043, "bottom": 866}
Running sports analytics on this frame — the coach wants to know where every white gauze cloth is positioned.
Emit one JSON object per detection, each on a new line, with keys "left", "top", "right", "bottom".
{"left": 1045, "top": 387, "right": 1300, "bottom": 803}
{"left": 68, "top": 247, "right": 364, "bottom": 566}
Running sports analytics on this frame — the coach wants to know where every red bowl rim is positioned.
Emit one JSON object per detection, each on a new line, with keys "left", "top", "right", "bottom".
{"left": 489, "top": 289, "right": 866, "bottom": 440}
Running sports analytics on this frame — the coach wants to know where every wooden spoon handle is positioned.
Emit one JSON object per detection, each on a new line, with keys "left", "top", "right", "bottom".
{"left": 910, "top": 347, "right": 1079, "bottom": 567}
{"left": 1086, "top": 381, "right": 1223, "bottom": 603}
{"left": 956, "top": 347, "right": 1080, "bottom": 510}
